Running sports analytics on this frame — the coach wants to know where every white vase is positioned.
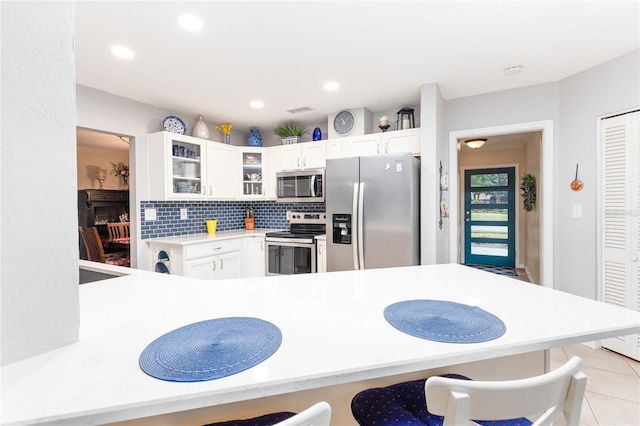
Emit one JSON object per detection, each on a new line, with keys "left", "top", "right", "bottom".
{"left": 192, "top": 115, "right": 209, "bottom": 139}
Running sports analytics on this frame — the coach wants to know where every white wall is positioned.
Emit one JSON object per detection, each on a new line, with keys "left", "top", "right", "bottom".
{"left": 77, "top": 85, "right": 246, "bottom": 145}
{"left": 442, "top": 51, "right": 639, "bottom": 298}
{"left": 77, "top": 147, "right": 129, "bottom": 190}
{"left": 523, "top": 132, "right": 542, "bottom": 284}
{"left": 557, "top": 50, "right": 640, "bottom": 298}
{"left": 1, "top": 1, "right": 79, "bottom": 365}
{"left": 419, "top": 83, "right": 447, "bottom": 265}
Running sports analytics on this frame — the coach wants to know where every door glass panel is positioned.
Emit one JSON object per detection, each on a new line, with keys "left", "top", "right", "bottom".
{"left": 171, "top": 140, "right": 202, "bottom": 195}
{"left": 470, "top": 190, "right": 508, "bottom": 204}
{"left": 470, "top": 173, "right": 508, "bottom": 187}
{"left": 471, "top": 242, "right": 509, "bottom": 257}
{"left": 470, "top": 208, "right": 508, "bottom": 221}
{"left": 471, "top": 225, "right": 508, "bottom": 239}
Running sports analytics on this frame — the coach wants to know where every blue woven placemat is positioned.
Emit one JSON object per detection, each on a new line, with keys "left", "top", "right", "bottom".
{"left": 139, "top": 317, "right": 282, "bottom": 382}
{"left": 384, "top": 300, "right": 506, "bottom": 343}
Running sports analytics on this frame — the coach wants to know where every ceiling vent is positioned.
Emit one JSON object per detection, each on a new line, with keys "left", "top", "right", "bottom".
{"left": 287, "top": 107, "right": 313, "bottom": 114}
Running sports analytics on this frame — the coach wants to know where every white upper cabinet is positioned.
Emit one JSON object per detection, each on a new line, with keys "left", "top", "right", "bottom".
{"left": 144, "top": 132, "right": 207, "bottom": 200}
{"left": 239, "top": 148, "right": 266, "bottom": 199}
{"left": 142, "top": 132, "right": 239, "bottom": 201}
{"left": 267, "top": 148, "right": 279, "bottom": 199}
{"left": 329, "top": 128, "right": 420, "bottom": 159}
{"left": 382, "top": 128, "right": 421, "bottom": 155}
{"left": 278, "top": 141, "right": 326, "bottom": 171}
{"left": 341, "top": 134, "right": 381, "bottom": 157}
{"left": 206, "top": 142, "right": 238, "bottom": 200}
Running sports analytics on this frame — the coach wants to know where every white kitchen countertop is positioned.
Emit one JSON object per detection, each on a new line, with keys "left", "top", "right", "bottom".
{"left": 145, "top": 229, "right": 281, "bottom": 246}
{"left": 2, "top": 264, "right": 638, "bottom": 425}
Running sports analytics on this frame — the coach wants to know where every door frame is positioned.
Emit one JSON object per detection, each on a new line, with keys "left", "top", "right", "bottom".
{"left": 448, "top": 120, "right": 554, "bottom": 288}
{"left": 461, "top": 164, "right": 520, "bottom": 267}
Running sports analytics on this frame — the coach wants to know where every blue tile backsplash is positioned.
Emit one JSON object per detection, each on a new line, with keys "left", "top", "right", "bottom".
{"left": 140, "top": 200, "right": 326, "bottom": 239}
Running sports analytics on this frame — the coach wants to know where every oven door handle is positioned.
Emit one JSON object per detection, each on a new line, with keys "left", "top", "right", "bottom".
{"left": 352, "top": 182, "right": 360, "bottom": 270}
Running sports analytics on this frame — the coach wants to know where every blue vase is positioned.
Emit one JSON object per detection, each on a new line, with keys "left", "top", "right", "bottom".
{"left": 248, "top": 129, "right": 262, "bottom": 147}
{"left": 312, "top": 127, "right": 322, "bottom": 141}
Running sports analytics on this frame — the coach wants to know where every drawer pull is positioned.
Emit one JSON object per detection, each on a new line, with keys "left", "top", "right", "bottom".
{"left": 212, "top": 247, "right": 223, "bottom": 251}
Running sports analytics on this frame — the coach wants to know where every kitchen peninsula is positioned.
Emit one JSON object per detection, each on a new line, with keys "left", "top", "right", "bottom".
{"left": 2, "top": 264, "right": 638, "bottom": 425}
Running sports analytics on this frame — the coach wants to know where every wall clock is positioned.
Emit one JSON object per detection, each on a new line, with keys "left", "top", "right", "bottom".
{"left": 328, "top": 107, "right": 372, "bottom": 139}
{"left": 333, "top": 110, "right": 356, "bottom": 136}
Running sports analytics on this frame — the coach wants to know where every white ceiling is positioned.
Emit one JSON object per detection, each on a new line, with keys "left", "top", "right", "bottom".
{"left": 75, "top": 1, "right": 639, "bottom": 148}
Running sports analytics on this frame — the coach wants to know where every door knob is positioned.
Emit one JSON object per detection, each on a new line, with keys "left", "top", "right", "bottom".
{"left": 466, "top": 218, "right": 470, "bottom": 222}
{"left": 631, "top": 255, "right": 638, "bottom": 262}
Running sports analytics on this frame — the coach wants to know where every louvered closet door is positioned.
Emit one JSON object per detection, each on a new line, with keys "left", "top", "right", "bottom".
{"left": 600, "top": 111, "right": 639, "bottom": 361}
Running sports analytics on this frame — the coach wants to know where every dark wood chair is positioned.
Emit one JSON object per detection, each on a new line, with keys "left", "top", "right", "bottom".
{"left": 106, "top": 222, "right": 130, "bottom": 243}
{"left": 78, "top": 226, "right": 128, "bottom": 266}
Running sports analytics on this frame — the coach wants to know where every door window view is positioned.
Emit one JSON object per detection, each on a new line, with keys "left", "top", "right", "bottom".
{"left": 465, "top": 169, "right": 515, "bottom": 265}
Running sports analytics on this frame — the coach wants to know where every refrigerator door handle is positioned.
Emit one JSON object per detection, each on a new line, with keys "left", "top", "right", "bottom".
{"left": 352, "top": 182, "right": 360, "bottom": 270}
{"left": 358, "top": 182, "right": 365, "bottom": 269}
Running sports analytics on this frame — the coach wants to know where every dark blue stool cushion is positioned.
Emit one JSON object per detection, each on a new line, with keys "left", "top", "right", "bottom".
{"left": 203, "top": 411, "right": 296, "bottom": 426}
{"left": 351, "top": 374, "right": 532, "bottom": 426}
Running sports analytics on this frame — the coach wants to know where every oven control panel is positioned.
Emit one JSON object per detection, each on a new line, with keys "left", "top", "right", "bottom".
{"left": 287, "top": 211, "right": 326, "bottom": 224}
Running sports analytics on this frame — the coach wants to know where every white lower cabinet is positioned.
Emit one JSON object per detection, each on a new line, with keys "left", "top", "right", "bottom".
{"left": 185, "top": 250, "right": 243, "bottom": 280}
{"left": 316, "top": 238, "right": 326, "bottom": 273}
{"left": 243, "top": 236, "right": 266, "bottom": 277}
{"left": 149, "top": 238, "right": 244, "bottom": 281}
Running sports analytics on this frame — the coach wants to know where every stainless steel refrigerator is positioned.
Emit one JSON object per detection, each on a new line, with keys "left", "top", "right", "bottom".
{"left": 326, "top": 152, "right": 420, "bottom": 271}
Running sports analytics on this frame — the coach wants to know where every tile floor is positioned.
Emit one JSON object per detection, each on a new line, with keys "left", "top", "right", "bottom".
{"left": 551, "top": 344, "right": 640, "bottom": 425}
{"left": 507, "top": 269, "right": 638, "bottom": 424}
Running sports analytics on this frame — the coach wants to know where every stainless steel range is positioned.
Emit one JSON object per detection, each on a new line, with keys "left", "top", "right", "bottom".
{"left": 265, "top": 212, "right": 326, "bottom": 275}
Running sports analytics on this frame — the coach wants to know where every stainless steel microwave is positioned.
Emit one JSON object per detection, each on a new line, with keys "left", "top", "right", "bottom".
{"left": 276, "top": 169, "right": 325, "bottom": 203}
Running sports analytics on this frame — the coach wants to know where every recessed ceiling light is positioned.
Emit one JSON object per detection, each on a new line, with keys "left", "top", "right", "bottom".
{"left": 504, "top": 64, "right": 523, "bottom": 75}
{"left": 250, "top": 100, "right": 264, "bottom": 109}
{"left": 178, "top": 14, "right": 203, "bottom": 31}
{"left": 111, "top": 45, "right": 135, "bottom": 59}
{"left": 324, "top": 81, "right": 339, "bottom": 91}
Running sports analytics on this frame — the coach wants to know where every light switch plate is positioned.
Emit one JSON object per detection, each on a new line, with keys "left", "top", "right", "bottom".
{"left": 180, "top": 208, "right": 188, "bottom": 220}
{"left": 572, "top": 204, "right": 582, "bottom": 218}
{"left": 146, "top": 208, "right": 157, "bottom": 221}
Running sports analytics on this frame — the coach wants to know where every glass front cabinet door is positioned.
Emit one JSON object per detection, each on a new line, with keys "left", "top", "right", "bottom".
{"left": 144, "top": 132, "right": 206, "bottom": 200}
{"left": 170, "top": 138, "right": 204, "bottom": 198}
{"left": 239, "top": 148, "right": 265, "bottom": 199}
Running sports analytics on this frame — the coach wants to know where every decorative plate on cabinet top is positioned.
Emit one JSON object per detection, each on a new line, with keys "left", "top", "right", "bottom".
{"left": 163, "top": 116, "right": 186, "bottom": 135}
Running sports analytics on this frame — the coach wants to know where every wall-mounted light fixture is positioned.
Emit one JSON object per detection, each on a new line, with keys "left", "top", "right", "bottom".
{"left": 465, "top": 138, "right": 487, "bottom": 149}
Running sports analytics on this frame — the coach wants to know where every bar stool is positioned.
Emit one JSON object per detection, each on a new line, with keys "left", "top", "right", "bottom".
{"left": 351, "top": 357, "right": 586, "bottom": 426}
{"left": 204, "top": 401, "right": 331, "bottom": 426}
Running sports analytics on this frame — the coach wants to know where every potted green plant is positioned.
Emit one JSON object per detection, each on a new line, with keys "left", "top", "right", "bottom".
{"left": 274, "top": 121, "right": 307, "bottom": 144}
